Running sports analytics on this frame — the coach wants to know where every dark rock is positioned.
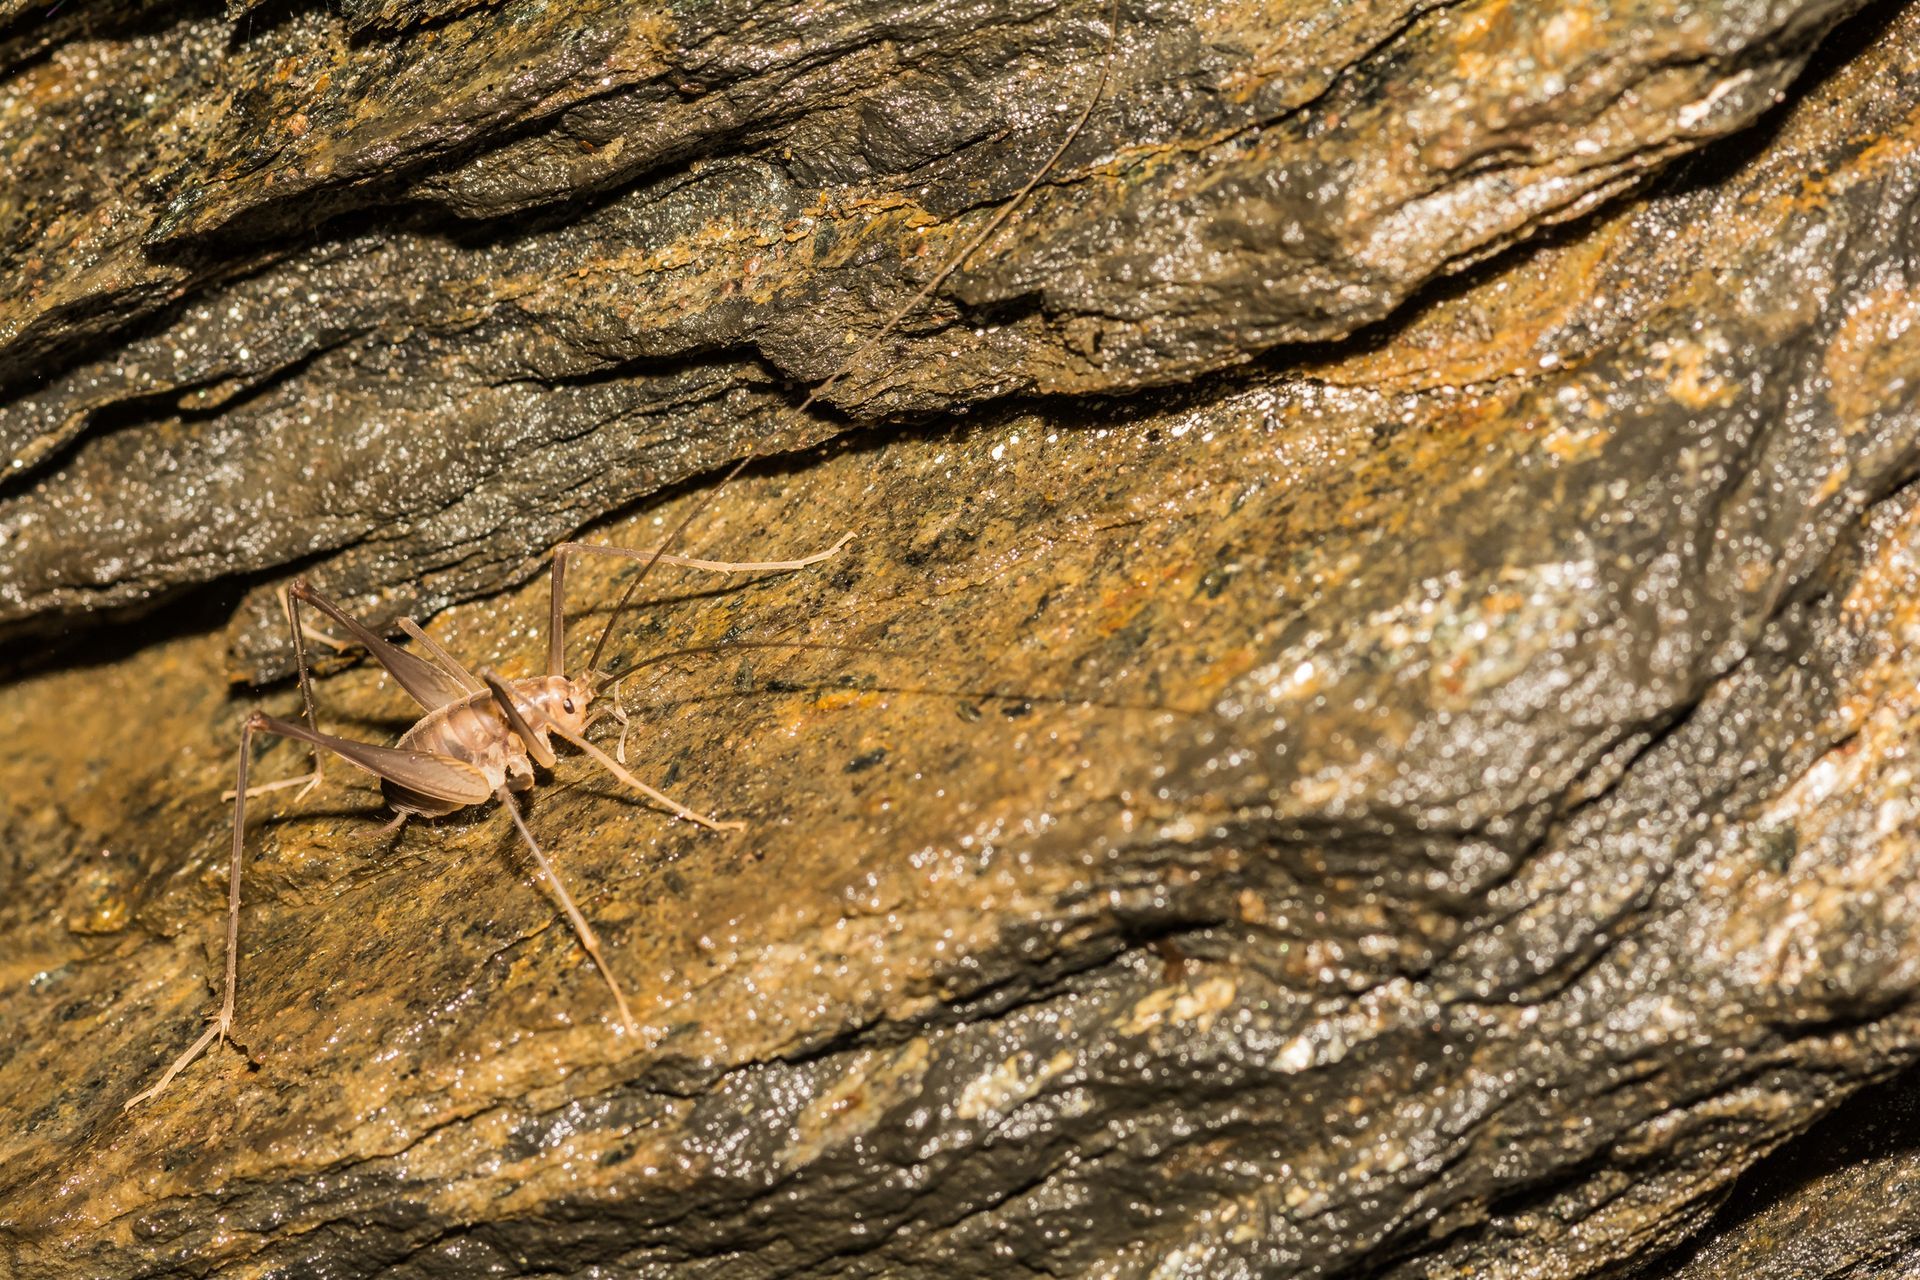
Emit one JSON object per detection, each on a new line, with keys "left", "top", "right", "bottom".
{"left": 2, "top": 1, "right": 1920, "bottom": 1278}
{"left": 1633, "top": 1065, "right": 1920, "bottom": 1279}
{"left": 0, "top": 0, "right": 1876, "bottom": 675}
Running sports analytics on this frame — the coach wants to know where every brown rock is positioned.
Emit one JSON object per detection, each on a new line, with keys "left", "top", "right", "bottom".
{"left": 0, "top": 0, "right": 1876, "bottom": 675}
{"left": 2, "top": 1, "right": 1920, "bottom": 1278}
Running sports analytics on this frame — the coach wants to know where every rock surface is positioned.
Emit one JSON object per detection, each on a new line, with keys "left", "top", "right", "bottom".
{"left": 1632, "top": 1063, "right": 1920, "bottom": 1280}
{"left": 3, "top": 0, "right": 1920, "bottom": 1277}
{"left": 0, "top": 0, "right": 1874, "bottom": 670}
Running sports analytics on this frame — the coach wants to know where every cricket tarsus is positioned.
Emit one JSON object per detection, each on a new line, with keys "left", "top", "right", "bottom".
{"left": 132, "top": 0, "right": 1120, "bottom": 1108}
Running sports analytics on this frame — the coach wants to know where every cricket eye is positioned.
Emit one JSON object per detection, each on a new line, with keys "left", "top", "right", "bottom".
{"left": 563, "top": 698, "right": 576, "bottom": 714}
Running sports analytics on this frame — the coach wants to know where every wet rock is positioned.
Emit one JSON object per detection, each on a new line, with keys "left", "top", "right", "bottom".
{"left": 1623, "top": 1065, "right": 1920, "bottom": 1280}
{"left": 2, "top": 1, "right": 1920, "bottom": 1279}
{"left": 0, "top": 0, "right": 1875, "bottom": 672}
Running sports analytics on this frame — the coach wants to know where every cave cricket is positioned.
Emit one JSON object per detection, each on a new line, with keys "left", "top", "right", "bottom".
{"left": 125, "top": 0, "right": 1120, "bottom": 1110}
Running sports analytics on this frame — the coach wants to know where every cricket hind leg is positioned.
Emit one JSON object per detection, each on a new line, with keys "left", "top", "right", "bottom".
{"left": 226, "top": 582, "right": 332, "bottom": 803}
{"left": 127, "top": 715, "right": 490, "bottom": 1110}
{"left": 128, "top": 716, "right": 263, "bottom": 1110}
{"left": 286, "top": 580, "right": 473, "bottom": 712}
{"left": 234, "top": 581, "right": 488, "bottom": 805}
{"left": 494, "top": 786, "right": 640, "bottom": 1037}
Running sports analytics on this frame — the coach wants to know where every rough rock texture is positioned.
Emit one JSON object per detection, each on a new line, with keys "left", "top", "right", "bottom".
{"left": 4, "top": 0, "right": 1920, "bottom": 1277}
{"left": 0, "top": 0, "right": 1874, "bottom": 670}
{"left": 1631, "top": 1063, "right": 1920, "bottom": 1280}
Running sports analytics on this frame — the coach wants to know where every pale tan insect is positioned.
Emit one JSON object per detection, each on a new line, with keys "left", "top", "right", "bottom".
{"left": 125, "top": 535, "right": 850, "bottom": 1109}
{"left": 125, "top": 0, "right": 1119, "bottom": 1109}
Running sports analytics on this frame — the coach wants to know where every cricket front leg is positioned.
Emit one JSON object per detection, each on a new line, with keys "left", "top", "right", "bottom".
{"left": 552, "top": 720, "right": 744, "bottom": 833}
{"left": 555, "top": 532, "right": 854, "bottom": 578}
{"left": 479, "top": 668, "right": 742, "bottom": 832}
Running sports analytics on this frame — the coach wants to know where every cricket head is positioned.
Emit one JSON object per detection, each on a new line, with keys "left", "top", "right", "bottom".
{"left": 522, "top": 673, "right": 595, "bottom": 741}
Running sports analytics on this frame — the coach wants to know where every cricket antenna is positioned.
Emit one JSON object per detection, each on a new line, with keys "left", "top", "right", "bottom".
{"left": 585, "top": 0, "right": 1121, "bottom": 677}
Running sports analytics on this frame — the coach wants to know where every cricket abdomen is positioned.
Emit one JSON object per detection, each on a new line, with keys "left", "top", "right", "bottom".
{"left": 383, "top": 691, "right": 533, "bottom": 817}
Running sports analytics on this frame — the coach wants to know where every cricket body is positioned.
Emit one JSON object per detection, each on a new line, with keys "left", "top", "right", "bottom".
{"left": 388, "top": 677, "right": 593, "bottom": 817}
{"left": 123, "top": 534, "right": 849, "bottom": 1110}
{"left": 125, "top": 0, "right": 1120, "bottom": 1111}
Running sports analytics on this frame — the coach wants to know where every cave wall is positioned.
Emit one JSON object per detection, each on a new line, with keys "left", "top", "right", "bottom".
{"left": 4, "top": 1, "right": 1920, "bottom": 1277}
